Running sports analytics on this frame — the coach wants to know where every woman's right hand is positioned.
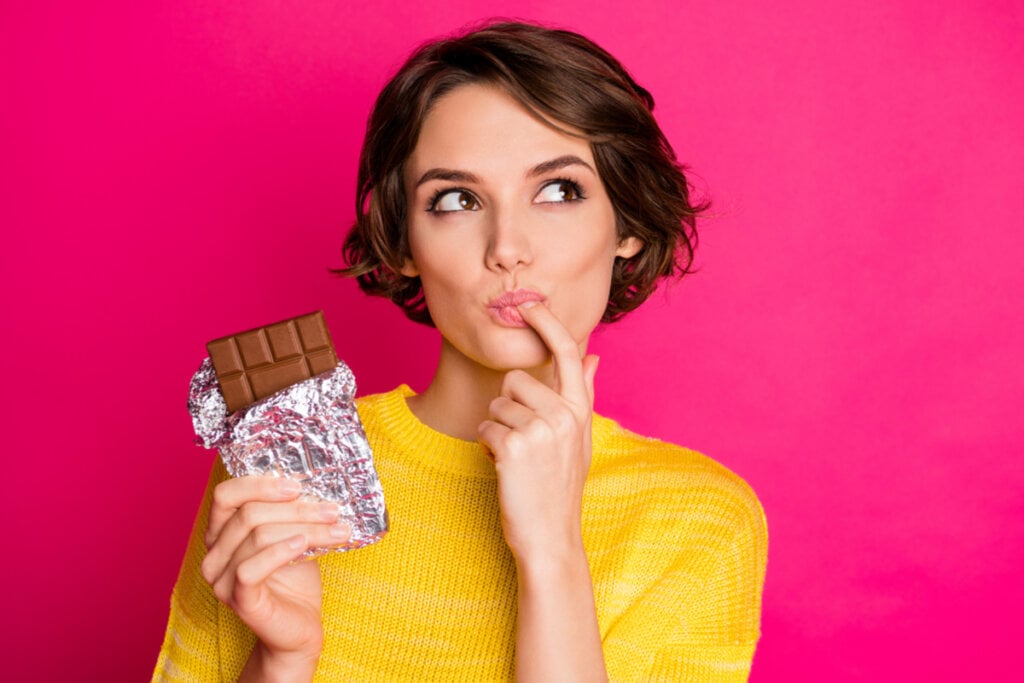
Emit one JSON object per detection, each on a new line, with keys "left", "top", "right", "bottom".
{"left": 201, "top": 475, "right": 351, "bottom": 677}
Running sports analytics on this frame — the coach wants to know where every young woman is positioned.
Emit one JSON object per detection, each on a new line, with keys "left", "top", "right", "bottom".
{"left": 154, "top": 21, "right": 767, "bottom": 682}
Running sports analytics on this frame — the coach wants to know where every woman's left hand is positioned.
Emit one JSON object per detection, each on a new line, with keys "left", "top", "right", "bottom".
{"left": 477, "top": 300, "right": 598, "bottom": 563}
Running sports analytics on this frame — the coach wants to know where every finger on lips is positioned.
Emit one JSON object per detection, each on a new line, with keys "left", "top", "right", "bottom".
{"left": 515, "top": 301, "right": 589, "bottom": 405}
{"left": 581, "top": 354, "right": 599, "bottom": 405}
{"left": 516, "top": 301, "right": 580, "bottom": 358}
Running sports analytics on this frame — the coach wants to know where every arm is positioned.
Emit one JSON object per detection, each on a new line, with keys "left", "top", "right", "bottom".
{"left": 480, "top": 302, "right": 768, "bottom": 682}
{"left": 478, "top": 301, "right": 607, "bottom": 681}
{"left": 514, "top": 543, "right": 605, "bottom": 682}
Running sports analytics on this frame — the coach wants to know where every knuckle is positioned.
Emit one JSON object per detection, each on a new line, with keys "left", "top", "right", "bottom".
{"left": 250, "top": 526, "right": 272, "bottom": 549}
{"left": 235, "top": 503, "right": 257, "bottom": 529}
{"left": 211, "top": 480, "right": 234, "bottom": 507}
{"left": 477, "top": 421, "right": 496, "bottom": 441}
{"left": 234, "top": 562, "right": 258, "bottom": 589}
{"left": 523, "top": 417, "right": 550, "bottom": 439}
{"left": 199, "top": 557, "right": 217, "bottom": 585}
{"left": 550, "top": 409, "right": 576, "bottom": 435}
{"left": 211, "top": 581, "right": 230, "bottom": 605}
{"left": 503, "top": 430, "right": 527, "bottom": 453}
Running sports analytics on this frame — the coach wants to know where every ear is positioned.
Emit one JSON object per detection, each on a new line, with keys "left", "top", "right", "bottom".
{"left": 398, "top": 258, "right": 419, "bottom": 277}
{"left": 615, "top": 236, "right": 643, "bottom": 259}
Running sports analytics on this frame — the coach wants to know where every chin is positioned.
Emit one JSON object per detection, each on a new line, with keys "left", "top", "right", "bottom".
{"left": 483, "top": 348, "right": 552, "bottom": 373}
{"left": 474, "top": 336, "right": 556, "bottom": 373}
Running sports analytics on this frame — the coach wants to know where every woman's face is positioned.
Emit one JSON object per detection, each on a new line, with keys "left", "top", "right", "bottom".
{"left": 402, "top": 84, "right": 641, "bottom": 372}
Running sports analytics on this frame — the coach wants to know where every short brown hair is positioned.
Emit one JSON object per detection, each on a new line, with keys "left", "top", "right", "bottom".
{"left": 340, "top": 20, "right": 704, "bottom": 325}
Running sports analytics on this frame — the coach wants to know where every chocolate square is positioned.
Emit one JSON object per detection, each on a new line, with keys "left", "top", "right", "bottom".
{"left": 206, "top": 311, "right": 338, "bottom": 413}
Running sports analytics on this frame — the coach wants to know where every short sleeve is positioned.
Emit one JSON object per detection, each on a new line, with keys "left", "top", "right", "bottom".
{"left": 601, "top": 471, "right": 768, "bottom": 682}
{"left": 151, "top": 460, "right": 256, "bottom": 682}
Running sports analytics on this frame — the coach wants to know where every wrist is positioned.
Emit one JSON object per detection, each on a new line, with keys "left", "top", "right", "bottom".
{"left": 242, "top": 642, "right": 321, "bottom": 683}
{"left": 508, "top": 516, "right": 586, "bottom": 568}
{"left": 515, "top": 541, "right": 589, "bottom": 582}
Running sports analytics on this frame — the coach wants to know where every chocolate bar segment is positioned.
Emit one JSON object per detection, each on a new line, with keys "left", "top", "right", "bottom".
{"left": 207, "top": 311, "right": 338, "bottom": 413}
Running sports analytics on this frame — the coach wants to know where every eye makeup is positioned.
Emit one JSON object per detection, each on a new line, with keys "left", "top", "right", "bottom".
{"left": 533, "top": 177, "right": 587, "bottom": 204}
{"left": 425, "top": 176, "right": 589, "bottom": 214}
{"left": 426, "top": 187, "right": 479, "bottom": 213}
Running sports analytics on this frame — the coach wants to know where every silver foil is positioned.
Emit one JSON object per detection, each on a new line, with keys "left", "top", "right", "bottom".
{"left": 188, "top": 357, "right": 388, "bottom": 556}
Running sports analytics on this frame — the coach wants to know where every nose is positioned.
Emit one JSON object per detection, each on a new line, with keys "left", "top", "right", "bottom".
{"left": 484, "top": 206, "right": 533, "bottom": 273}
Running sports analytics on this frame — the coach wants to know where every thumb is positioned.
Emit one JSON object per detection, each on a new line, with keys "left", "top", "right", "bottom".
{"left": 581, "top": 354, "right": 600, "bottom": 407}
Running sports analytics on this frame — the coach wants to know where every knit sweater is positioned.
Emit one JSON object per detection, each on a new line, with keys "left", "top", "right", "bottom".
{"left": 153, "top": 385, "right": 767, "bottom": 682}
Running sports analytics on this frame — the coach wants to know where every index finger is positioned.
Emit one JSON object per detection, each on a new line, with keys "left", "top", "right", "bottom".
{"left": 515, "top": 301, "right": 588, "bottom": 405}
{"left": 207, "top": 475, "right": 302, "bottom": 541}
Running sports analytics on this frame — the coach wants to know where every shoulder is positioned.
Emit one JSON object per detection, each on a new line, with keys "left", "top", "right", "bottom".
{"left": 354, "top": 388, "right": 395, "bottom": 419}
{"left": 585, "top": 414, "right": 767, "bottom": 651}
{"left": 588, "top": 413, "right": 767, "bottom": 548}
{"left": 354, "top": 386, "right": 410, "bottom": 435}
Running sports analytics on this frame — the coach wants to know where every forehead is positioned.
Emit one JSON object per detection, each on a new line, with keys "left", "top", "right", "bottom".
{"left": 404, "top": 84, "right": 594, "bottom": 183}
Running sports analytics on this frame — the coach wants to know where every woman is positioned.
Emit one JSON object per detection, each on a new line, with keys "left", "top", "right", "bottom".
{"left": 154, "top": 21, "right": 767, "bottom": 682}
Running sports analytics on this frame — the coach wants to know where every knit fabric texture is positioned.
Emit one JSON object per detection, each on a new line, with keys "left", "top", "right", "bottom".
{"left": 153, "top": 385, "right": 767, "bottom": 681}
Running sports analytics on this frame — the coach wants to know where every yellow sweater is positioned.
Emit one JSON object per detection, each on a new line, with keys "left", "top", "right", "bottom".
{"left": 154, "top": 386, "right": 767, "bottom": 682}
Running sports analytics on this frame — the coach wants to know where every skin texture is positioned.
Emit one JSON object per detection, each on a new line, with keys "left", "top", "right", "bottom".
{"left": 202, "top": 477, "right": 351, "bottom": 681}
{"left": 401, "top": 84, "right": 639, "bottom": 441}
{"left": 402, "top": 84, "right": 638, "bottom": 378}
{"left": 210, "top": 84, "right": 640, "bottom": 681}
{"left": 402, "top": 84, "right": 640, "bottom": 681}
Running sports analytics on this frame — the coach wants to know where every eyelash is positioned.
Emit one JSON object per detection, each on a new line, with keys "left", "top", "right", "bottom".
{"left": 540, "top": 177, "right": 587, "bottom": 204}
{"left": 425, "top": 186, "right": 464, "bottom": 213}
{"left": 425, "top": 177, "right": 587, "bottom": 213}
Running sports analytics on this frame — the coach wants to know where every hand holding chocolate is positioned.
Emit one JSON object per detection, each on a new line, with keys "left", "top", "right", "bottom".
{"left": 188, "top": 311, "right": 388, "bottom": 556}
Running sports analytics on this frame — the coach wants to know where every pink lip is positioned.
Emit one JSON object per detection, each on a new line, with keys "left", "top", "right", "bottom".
{"left": 486, "top": 289, "right": 546, "bottom": 327}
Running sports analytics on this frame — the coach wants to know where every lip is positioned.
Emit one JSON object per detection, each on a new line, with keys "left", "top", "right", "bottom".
{"left": 486, "top": 289, "right": 546, "bottom": 327}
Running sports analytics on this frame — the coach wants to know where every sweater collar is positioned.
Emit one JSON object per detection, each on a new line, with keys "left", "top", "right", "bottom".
{"left": 371, "top": 385, "right": 622, "bottom": 478}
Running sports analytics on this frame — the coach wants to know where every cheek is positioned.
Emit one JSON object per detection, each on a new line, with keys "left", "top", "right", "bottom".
{"left": 409, "top": 247, "right": 473, "bottom": 323}
{"left": 557, "top": 248, "right": 618, "bottom": 334}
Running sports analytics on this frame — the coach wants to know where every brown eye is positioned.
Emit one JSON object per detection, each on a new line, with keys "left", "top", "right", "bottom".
{"left": 534, "top": 180, "right": 585, "bottom": 204}
{"left": 433, "top": 190, "right": 480, "bottom": 212}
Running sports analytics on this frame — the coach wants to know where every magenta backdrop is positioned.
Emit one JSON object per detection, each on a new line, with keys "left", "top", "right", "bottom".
{"left": 3, "top": 1, "right": 1022, "bottom": 680}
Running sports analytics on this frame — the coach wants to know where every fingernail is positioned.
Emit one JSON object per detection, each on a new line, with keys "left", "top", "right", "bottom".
{"left": 518, "top": 300, "right": 538, "bottom": 309}
{"left": 286, "top": 534, "right": 305, "bottom": 550}
{"left": 317, "top": 503, "right": 340, "bottom": 521}
{"left": 278, "top": 479, "right": 302, "bottom": 495}
{"left": 329, "top": 522, "right": 351, "bottom": 539}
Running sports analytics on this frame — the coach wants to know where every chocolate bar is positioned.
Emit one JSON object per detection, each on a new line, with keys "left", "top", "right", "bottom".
{"left": 206, "top": 311, "right": 338, "bottom": 413}
{"left": 189, "top": 313, "right": 389, "bottom": 554}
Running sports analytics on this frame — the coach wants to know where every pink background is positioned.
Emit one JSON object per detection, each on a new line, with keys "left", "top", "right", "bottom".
{"left": 3, "top": 1, "right": 1022, "bottom": 680}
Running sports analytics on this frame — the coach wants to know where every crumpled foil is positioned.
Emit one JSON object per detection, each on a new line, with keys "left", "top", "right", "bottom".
{"left": 188, "top": 357, "right": 388, "bottom": 556}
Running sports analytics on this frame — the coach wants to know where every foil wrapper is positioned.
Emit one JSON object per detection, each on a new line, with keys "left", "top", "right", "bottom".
{"left": 188, "top": 357, "right": 388, "bottom": 556}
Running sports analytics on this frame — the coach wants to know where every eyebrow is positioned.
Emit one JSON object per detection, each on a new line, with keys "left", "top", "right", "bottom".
{"left": 414, "top": 168, "right": 481, "bottom": 189}
{"left": 526, "top": 154, "right": 595, "bottom": 178}
{"left": 413, "top": 154, "right": 596, "bottom": 189}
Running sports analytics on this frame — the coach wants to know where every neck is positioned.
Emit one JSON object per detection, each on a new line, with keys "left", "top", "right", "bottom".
{"left": 406, "top": 338, "right": 557, "bottom": 441}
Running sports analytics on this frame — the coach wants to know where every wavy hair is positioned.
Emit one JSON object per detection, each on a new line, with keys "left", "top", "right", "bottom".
{"left": 339, "top": 20, "right": 705, "bottom": 325}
